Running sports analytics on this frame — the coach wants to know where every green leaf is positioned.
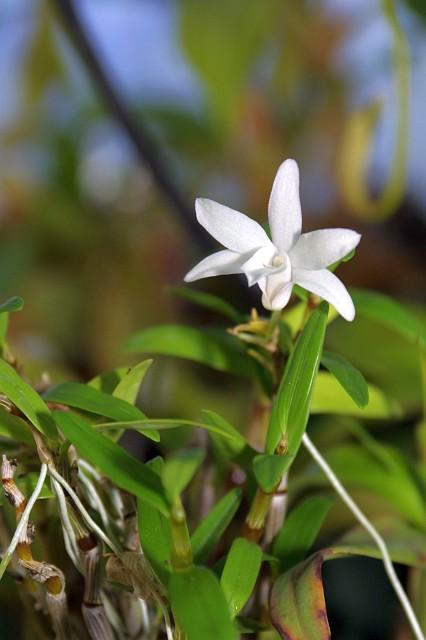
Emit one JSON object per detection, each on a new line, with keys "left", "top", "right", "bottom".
{"left": 321, "top": 350, "right": 369, "bottom": 408}
{"left": 180, "top": 0, "right": 281, "bottom": 128}
{"left": 311, "top": 372, "right": 401, "bottom": 419}
{"left": 0, "top": 359, "right": 57, "bottom": 440}
{"left": 221, "top": 537, "right": 263, "bottom": 617}
{"left": 0, "top": 407, "right": 33, "bottom": 445}
{"left": 0, "top": 315, "right": 8, "bottom": 350}
{"left": 201, "top": 410, "right": 247, "bottom": 454}
{"left": 113, "top": 360, "right": 152, "bottom": 404}
{"left": 89, "top": 368, "right": 127, "bottom": 393}
{"left": 169, "top": 286, "right": 241, "bottom": 323}
{"left": 138, "top": 458, "right": 172, "bottom": 585}
{"left": 0, "top": 297, "right": 24, "bottom": 314}
{"left": 53, "top": 411, "right": 169, "bottom": 515}
{"left": 266, "top": 303, "right": 328, "bottom": 456}
{"left": 272, "top": 496, "right": 334, "bottom": 572}
{"left": 169, "top": 566, "right": 236, "bottom": 640}
{"left": 270, "top": 519, "right": 426, "bottom": 639}
{"left": 124, "top": 325, "right": 254, "bottom": 378}
{"left": 192, "top": 488, "right": 242, "bottom": 563}
{"left": 162, "top": 449, "right": 205, "bottom": 500}
{"left": 44, "top": 382, "right": 159, "bottom": 442}
{"left": 94, "top": 416, "right": 244, "bottom": 444}
{"left": 352, "top": 289, "right": 426, "bottom": 344}
{"left": 303, "top": 443, "right": 426, "bottom": 527}
{"left": 252, "top": 454, "right": 289, "bottom": 493}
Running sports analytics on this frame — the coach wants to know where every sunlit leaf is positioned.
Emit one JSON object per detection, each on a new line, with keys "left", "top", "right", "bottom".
{"left": 0, "top": 359, "right": 57, "bottom": 440}
{"left": 53, "top": 411, "right": 169, "bottom": 515}
{"left": 44, "top": 381, "right": 159, "bottom": 442}
{"left": 124, "top": 325, "right": 254, "bottom": 378}
{"left": 311, "top": 372, "right": 401, "bottom": 419}
{"left": 169, "top": 566, "right": 236, "bottom": 640}
{"left": 113, "top": 360, "right": 152, "bottom": 404}
{"left": 266, "top": 303, "right": 328, "bottom": 455}
{"left": 221, "top": 537, "right": 262, "bottom": 617}
{"left": 192, "top": 488, "right": 242, "bottom": 563}
{"left": 321, "top": 350, "right": 368, "bottom": 408}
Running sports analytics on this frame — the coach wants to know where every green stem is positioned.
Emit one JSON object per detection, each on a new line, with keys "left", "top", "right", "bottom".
{"left": 170, "top": 498, "right": 193, "bottom": 570}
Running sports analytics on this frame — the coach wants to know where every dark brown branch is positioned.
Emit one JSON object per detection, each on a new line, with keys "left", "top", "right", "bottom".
{"left": 51, "top": 0, "right": 212, "bottom": 250}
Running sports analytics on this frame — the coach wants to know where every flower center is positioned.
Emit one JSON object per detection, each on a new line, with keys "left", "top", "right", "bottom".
{"left": 272, "top": 254, "right": 285, "bottom": 268}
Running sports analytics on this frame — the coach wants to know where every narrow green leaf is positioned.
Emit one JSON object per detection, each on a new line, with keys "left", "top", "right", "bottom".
{"left": 89, "top": 368, "right": 127, "bottom": 393}
{"left": 252, "top": 454, "right": 289, "bottom": 493}
{"left": 221, "top": 537, "right": 262, "bottom": 617}
{"left": 113, "top": 360, "right": 152, "bottom": 404}
{"left": 95, "top": 416, "right": 244, "bottom": 443}
{"left": 321, "top": 350, "right": 369, "bottom": 408}
{"left": 162, "top": 449, "right": 205, "bottom": 500}
{"left": 0, "top": 297, "right": 24, "bottom": 314}
{"left": 138, "top": 457, "right": 172, "bottom": 585}
{"left": 0, "top": 407, "right": 33, "bottom": 445}
{"left": 201, "top": 410, "right": 247, "bottom": 455}
{"left": 0, "top": 314, "right": 8, "bottom": 350}
{"left": 53, "top": 411, "right": 169, "bottom": 515}
{"left": 124, "top": 325, "right": 254, "bottom": 378}
{"left": 272, "top": 496, "right": 334, "bottom": 572}
{"left": 311, "top": 372, "right": 401, "bottom": 418}
{"left": 352, "top": 289, "right": 426, "bottom": 344}
{"left": 0, "top": 359, "right": 57, "bottom": 440}
{"left": 169, "top": 566, "right": 236, "bottom": 640}
{"left": 169, "top": 286, "right": 241, "bottom": 322}
{"left": 266, "top": 303, "right": 328, "bottom": 456}
{"left": 192, "top": 488, "right": 242, "bottom": 563}
{"left": 44, "top": 382, "right": 159, "bottom": 442}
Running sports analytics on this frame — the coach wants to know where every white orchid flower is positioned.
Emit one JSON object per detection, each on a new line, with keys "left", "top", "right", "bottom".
{"left": 184, "top": 159, "right": 361, "bottom": 321}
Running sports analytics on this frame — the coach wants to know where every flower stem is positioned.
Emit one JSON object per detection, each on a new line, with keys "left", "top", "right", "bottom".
{"left": 302, "top": 432, "right": 425, "bottom": 640}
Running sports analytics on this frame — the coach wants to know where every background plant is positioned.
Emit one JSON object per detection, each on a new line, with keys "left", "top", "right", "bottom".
{"left": 0, "top": 0, "right": 425, "bottom": 638}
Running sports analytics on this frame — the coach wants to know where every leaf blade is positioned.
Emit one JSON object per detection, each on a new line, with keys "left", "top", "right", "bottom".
{"left": 124, "top": 325, "right": 254, "bottom": 378}
{"left": 169, "top": 566, "right": 236, "bottom": 640}
{"left": 221, "top": 537, "right": 263, "bottom": 617}
{"left": 53, "top": 411, "right": 169, "bottom": 515}
{"left": 321, "top": 350, "right": 369, "bottom": 408}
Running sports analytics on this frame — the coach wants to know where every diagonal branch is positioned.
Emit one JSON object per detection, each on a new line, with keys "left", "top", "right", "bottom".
{"left": 51, "top": 0, "right": 211, "bottom": 250}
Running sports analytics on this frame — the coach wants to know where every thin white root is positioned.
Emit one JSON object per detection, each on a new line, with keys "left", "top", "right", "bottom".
{"left": 302, "top": 432, "right": 424, "bottom": 640}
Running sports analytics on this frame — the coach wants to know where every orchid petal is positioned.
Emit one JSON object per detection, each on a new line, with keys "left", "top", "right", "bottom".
{"left": 184, "top": 250, "right": 244, "bottom": 282}
{"left": 268, "top": 159, "right": 302, "bottom": 253}
{"left": 196, "top": 198, "right": 270, "bottom": 253}
{"left": 259, "top": 273, "right": 293, "bottom": 311}
{"left": 241, "top": 245, "right": 277, "bottom": 286}
{"left": 292, "top": 268, "right": 356, "bottom": 321}
{"left": 290, "top": 228, "right": 361, "bottom": 270}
